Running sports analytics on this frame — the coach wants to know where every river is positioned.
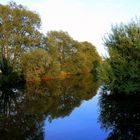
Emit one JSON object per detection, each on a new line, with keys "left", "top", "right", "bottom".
{"left": 0, "top": 74, "right": 139, "bottom": 140}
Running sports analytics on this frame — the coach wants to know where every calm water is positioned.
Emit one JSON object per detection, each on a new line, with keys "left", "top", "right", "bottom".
{"left": 0, "top": 74, "right": 140, "bottom": 140}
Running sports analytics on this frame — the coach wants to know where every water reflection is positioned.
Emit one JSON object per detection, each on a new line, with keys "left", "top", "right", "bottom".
{"left": 98, "top": 93, "right": 140, "bottom": 140}
{"left": 0, "top": 74, "right": 98, "bottom": 140}
{"left": 1, "top": 75, "right": 139, "bottom": 140}
{"left": 0, "top": 86, "right": 22, "bottom": 117}
{"left": 0, "top": 85, "right": 44, "bottom": 140}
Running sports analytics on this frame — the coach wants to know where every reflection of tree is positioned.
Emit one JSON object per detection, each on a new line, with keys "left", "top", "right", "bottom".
{"left": 98, "top": 94, "right": 140, "bottom": 140}
{"left": 25, "top": 74, "right": 98, "bottom": 120}
{"left": 0, "top": 86, "right": 44, "bottom": 140}
{"left": 0, "top": 86, "right": 24, "bottom": 117}
{"left": 0, "top": 74, "right": 99, "bottom": 139}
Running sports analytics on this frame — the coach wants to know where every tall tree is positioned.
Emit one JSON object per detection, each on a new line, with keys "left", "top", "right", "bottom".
{"left": 101, "top": 20, "right": 140, "bottom": 94}
{"left": 0, "top": 2, "right": 42, "bottom": 74}
{"left": 46, "top": 31, "right": 76, "bottom": 74}
{"left": 46, "top": 31, "right": 101, "bottom": 75}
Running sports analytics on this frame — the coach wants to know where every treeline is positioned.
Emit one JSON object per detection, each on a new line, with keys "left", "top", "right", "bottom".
{"left": 0, "top": 2, "right": 101, "bottom": 83}
{"left": 0, "top": 2, "right": 139, "bottom": 95}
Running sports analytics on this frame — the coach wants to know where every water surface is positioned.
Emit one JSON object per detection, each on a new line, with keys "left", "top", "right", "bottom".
{"left": 0, "top": 74, "right": 139, "bottom": 140}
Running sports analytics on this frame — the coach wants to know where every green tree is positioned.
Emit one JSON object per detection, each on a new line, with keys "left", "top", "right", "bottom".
{"left": 46, "top": 31, "right": 101, "bottom": 75}
{"left": 101, "top": 20, "right": 140, "bottom": 94}
{"left": 0, "top": 2, "right": 42, "bottom": 74}
{"left": 21, "top": 48, "right": 51, "bottom": 81}
{"left": 46, "top": 31, "right": 76, "bottom": 74}
{"left": 79, "top": 41, "right": 101, "bottom": 73}
{"left": 65, "top": 41, "right": 101, "bottom": 74}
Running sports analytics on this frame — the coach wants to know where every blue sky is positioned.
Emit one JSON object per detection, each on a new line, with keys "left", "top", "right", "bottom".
{"left": 1, "top": 0, "right": 140, "bottom": 56}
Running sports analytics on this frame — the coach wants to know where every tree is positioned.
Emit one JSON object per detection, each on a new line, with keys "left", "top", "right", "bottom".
{"left": 0, "top": 1, "right": 101, "bottom": 81}
{"left": 46, "top": 31, "right": 76, "bottom": 74}
{"left": 65, "top": 41, "right": 101, "bottom": 74}
{"left": 21, "top": 48, "right": 51, "bottom": 81}
{"left": 46, "top": 31, "right": 101, "bottom": 75}
{"left": 0, "top": 2, "right": 42, "bottom": 74}
{"left": 101, "top": 20, "right": 140, "bottom": 94}
{"left": 79, "top": 41, "right": 101, "bottom": 73}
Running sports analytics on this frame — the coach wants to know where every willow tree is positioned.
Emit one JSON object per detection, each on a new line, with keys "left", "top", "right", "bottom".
{"left": 101, "top": 20, "right": 140, "bottom": 94}
{"left": 0, "top": 2, "right": 42, "bottom": 75}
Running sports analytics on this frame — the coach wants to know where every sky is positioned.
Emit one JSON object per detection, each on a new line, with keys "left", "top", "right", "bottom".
{"left": 1, "top": 0, "right": 140, "bottom": 56}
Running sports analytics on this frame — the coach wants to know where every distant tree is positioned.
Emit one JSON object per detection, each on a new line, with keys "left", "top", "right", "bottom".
{"left": 46, "top": 31, "right": 75, "bottom": 74}
{"left": 100, "top": 19, "right": 140, "bottom": 94}
{"left": 79, "top": 41, "right": 101, "bottom": 73}
{"left": 46, "top": 31, "right": 101, "bottom": 74}
{"left": 65, "top": 41, "right": 101, "bottom": 74}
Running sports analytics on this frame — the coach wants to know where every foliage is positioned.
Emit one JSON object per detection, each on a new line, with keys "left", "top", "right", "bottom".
{"left": 0, "top": 58, "right": 23, "bottom": 86}
{"left": 0, "top": 2, "right": 101, "bottom": 82}
{"left": 46, "top": 31, "right": 101, "bottom": 75}
{"left": 0, "top": 1, "right": 42, "bottom": 74}
{"left": 45, "top": 31, "right": 76, "bottom": 75}
{"left": 100, "top": 20, "right": 140, "bottom": 94}
{"left": 21, "top": 48, "right": 51, "bottom": 81}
